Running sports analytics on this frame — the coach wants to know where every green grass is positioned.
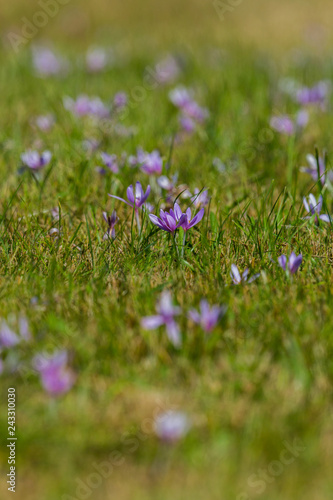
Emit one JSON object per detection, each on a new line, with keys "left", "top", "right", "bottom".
{"left": 1, "top": 2, "right": 333, "bottom": 499}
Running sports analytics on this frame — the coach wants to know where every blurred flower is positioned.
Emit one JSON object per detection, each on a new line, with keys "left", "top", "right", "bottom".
{"left": 35, "top": 114, "right": 55, "bottom": 132}
{"left": 100, "top": 153, "right": 119, "bottom": 174}
{"left": 300, "top": 153, "right": 333, "bottom": 186}
{"left": 82, "top": 138, "right": 101, "bottom": 153}
{"left": 64, "top": 95, "right": 109, "bottom": 119}
{"left": 136, "top": 149, "right": 163, "bottom": 175}
{"left": 33, "top": 350, "right": 75, "bottom": 396}
{"left": 296, "top": 81, "right": 330, "bottom": 108}
{"left": 154, "top": 411, "right": 190, "bottom": 443}
{"left": 170, "top": 86, "right": 209, "bottom": 124}
{"left": 188, "top": 300, "right": 225, "bottom": 333}
{"left": 113, "top": 92, "right": 128, "bottom": 110}
{"left": 270, "top": 110, "right": 308, "bottom": 135}
{"left": 141, "top": 291, "right": 181, "bottom": 347}
{"left": 191, "top": 188, "right": 210, "bottom": 208}
{"left": 86, "top": 47, "right": 109, "bottom": 73}
{"left": 21, "top": 150, "right": 52, "bottom": 170}
{"left": 153, "top": 55, "right": 180, "bottom": 85}
{"left": 230, "top": 264, "right": 260, "bottom": 285}
{"left": 108, "top": 181, "right": 150, "bottom": 211}
{"left": 278, "top": 252, "right": 302, "bottom": 274}
{"left": 0, "top": 317, "right": 31, "bottom": 348}
{"left": 303, "top": 194, "right": 330, "bottom": 223}
{"left": 32, "top": 47, "right": 67, "bottom": 77}
{"left": 103, "top": 211, "right": 118, "bottom": 240}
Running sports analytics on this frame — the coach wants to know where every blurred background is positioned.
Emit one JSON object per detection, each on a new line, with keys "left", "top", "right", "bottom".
{"left": 1, "top": 0, "right": 333, "bottom": 54}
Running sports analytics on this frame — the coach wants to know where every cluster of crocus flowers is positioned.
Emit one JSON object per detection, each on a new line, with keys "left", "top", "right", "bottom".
{"left": 296, "top": 81, "right": 330, "bottom": 109}
{"left": 141, "top": 291, "right": 181, "bottom": 347}
{"left": 130, "top": 148, "right": 163, "bottom": 175}
{"left": 33, "top": 350, "right": 75, "bottom": 397}
{"left": 169, "top": 86, "right": 209, "bottom": 134}
{"left": 102, "top": 211, "right": 118, "bottom": 240}
{"left": 21, "top": 150, "right": 52, "bottom": 171}
{"left": 154, "top": 411, "right": 190, "bottom": 443}
{"left": 278, "top": 252, "right": 302, "bottom": 275}
{"left": 64, "top": 95, "right": 110, "bottom": 119}
{"left": 230, "top": 264, "right": 260, "bottom": 285}
{"left": 303, "top": 194, "right": 331, "bottom": 224}
{"left": 188, "top": 300, "right": 225, "bottom": 333}
{"left": 149, "top": 203, "right": 204, "bottom": 233}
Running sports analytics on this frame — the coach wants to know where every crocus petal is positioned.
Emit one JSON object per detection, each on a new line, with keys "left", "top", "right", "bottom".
{"left": 108, "top": 194, "right": 133, "bottom": 207}
{"left": 278, "top": 255, "right": 287, "bottom": 271}
{"left": 248, "top": 273, "right": 260, "bottom": 283}
{"left": 303, "top": 197, "right": 310, "bottom": 213}
{"left": 188, "top": 310, "right": 201, "bottom": 324}
{"left": 174, "top": 203, "right": 183, "bottom": 220}
{"left": 289, "top": 254, "right": 302, "bottom": 274}
{"left": 126, "top": 185, "right": 135, "bottom": 205}
{"left": 319, "top": 214, "right": 331, "bottom": 223}
{"left": 141, "top": 315, "right": 165, "bottom": 330}
{"left": 317, "top": 195, "right": 323, "bottom": 213}
{"left": 166, "top": 321, "right": 182, "bottom": 348}
{"left": 186, "top": 208, "right": 204, "bottom": 229}
{"left": 141, "top": 185, "right": 151, "bottom": 205}
{"left": 230, "top": 264, "right": 241, "bottom": 284}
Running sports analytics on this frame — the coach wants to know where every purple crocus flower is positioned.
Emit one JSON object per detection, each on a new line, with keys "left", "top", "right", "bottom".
{"left": 188, "top": 300, "right": 225, "bottom": 333}
{"left": 86, "top": 48, "right": 108, "bottom": 73}
{"left": 0, "top": 317, "right": 31, "bottom": 348}
{"left": 154, "top": 411, "right": 190, "bottom": 443}
{"left": 0, "top": 323, "right": 20, "bottom": 348}
{"left": 35, "top": 114, "right": 55, "bottom": 132}
{"left": 303, "top": 194, "right": 330, "bottom": 223}
{"left": 231, "top": 264, "right": 260, "bottom": 285}
{"left": 169, "top": 87, "right": 209, "bottom": 124}
{"left": 21, "top": 150, "right": 52, "bottom": 170}
{"left": 32, "top": 47, "right": 67, "bottom": 77}
{"left": 296, "top": 81, "right": 330, "bottom": 108}
{"left": 300, "top": 153, "right": 333, "bottom": 186}
{"left": 270, "top": 110, "right": 308, "bottom": 136}
{"left": 191, "top": 188, "right": 210, "bottom": 208}
{"left": 113, "top": 92, "right": 128, "bottom": 110}
{"left": 108, "top": 181, "right": 151, "bottom": 212}
{"left": 33, "top": 350, "right": 75, "bottom": 396}
{"left": 278, "top": 252, "right": 302, "bottom": 274}
{"left": 141, "top": 291, "right": 181, "bottom": 347}
{"left": 100, "top": 153, "right": 119, "bottom": 174}
{"left": 179, "top": 207, "right": 205, "bottom": 232}
{"left": 149, "top": 203, "right": 187, "bottom": 233}
{"left": 152, "top": 55, "right": 180, "bottom": 85}
{"left": 64, "top": 95, "right": 109, "bottom": 119}
{"left": 136, "top": 149, "right": 163, "bottom": 175}
{"left": 103, "top": 211, "right": 118, "bottom": 240}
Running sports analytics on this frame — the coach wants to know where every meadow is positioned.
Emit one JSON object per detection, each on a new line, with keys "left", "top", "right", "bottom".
{"left": 1, "top": 0, "right": 333, "bottom": 499}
